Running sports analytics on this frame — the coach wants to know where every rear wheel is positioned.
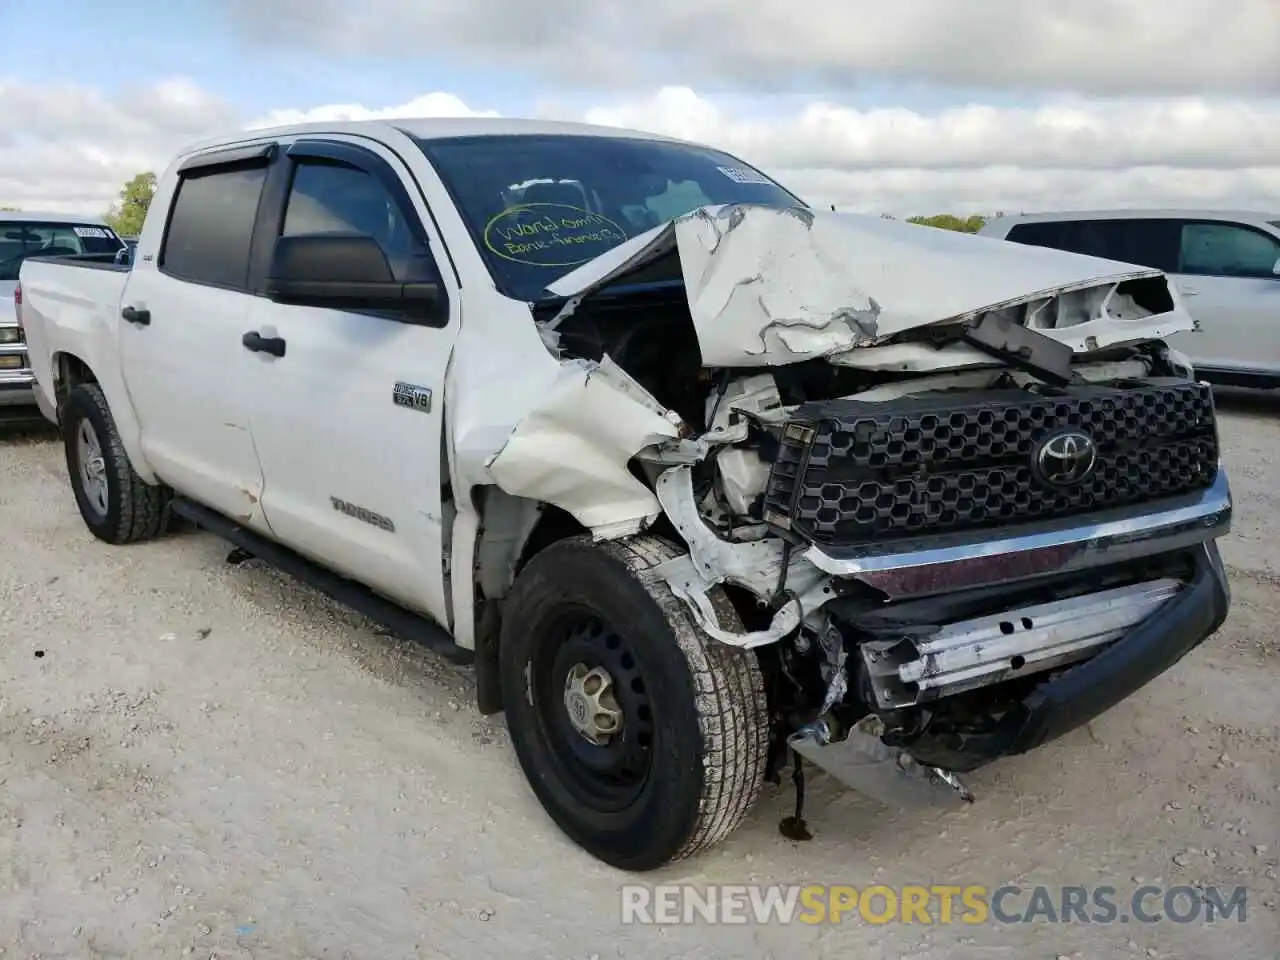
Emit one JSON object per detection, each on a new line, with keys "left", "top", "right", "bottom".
{"left": 62, "top": 383, "right": 171, "bottom": 544}
{"left": 499, "top": 534, "right": 769, "bottom": 871}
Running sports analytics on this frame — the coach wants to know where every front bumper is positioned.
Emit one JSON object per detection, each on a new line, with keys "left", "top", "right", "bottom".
{"left": 905, "top": 539, "right": 1231, "bottom": 772}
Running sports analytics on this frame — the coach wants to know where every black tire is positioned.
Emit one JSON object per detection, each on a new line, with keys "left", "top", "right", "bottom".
{"left": 499, "top": 534, "right": 769, "bottom": 871}
{"left": 62, "top": 383, "right": 171, "bottom": 544}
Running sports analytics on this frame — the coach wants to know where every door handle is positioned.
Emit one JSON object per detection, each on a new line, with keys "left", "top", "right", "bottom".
{"left": 241, "top": 330, "right": 286, "bottom": 358}
{"left": 1179, "top": 286, "right": 1200, "bottom": 297}
{"left": 121, "top": 305, "right": 151, "bottom": 325}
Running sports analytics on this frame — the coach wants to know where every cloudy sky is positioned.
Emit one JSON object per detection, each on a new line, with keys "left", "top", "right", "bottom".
{"left": 2, "top": 0, "right": 1279, "bottom": 218}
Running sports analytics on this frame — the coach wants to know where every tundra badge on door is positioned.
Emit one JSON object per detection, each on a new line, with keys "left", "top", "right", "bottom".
{"left": 330, "top": 497, "right": 396, "bottom": 533}
{"left": 393, "top": 382, "right": 432, "bottom": 413}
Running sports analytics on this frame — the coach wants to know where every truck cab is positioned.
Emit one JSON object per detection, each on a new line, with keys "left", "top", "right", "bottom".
{"left": 18, "top": 119, "right": 1233, "bottom": 872}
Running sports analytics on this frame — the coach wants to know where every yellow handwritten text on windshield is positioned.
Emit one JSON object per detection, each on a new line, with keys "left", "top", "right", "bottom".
{"left": 483, "top": 203, "right": 628, "bottom": 267}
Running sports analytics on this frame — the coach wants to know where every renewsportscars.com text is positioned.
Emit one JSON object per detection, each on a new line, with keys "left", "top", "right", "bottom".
{"left": 620, "top": 884, "right": 1250, "bottom": 926}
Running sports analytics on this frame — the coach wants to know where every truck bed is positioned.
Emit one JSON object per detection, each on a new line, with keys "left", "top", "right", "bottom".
{"left": 17, "top": 255, "right": 134, "bottom": 424}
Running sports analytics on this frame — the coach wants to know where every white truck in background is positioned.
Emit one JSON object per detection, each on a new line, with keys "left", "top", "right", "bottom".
{"left": 18, "top": 118, "right": 1232, "bottom": 871}
{"left": 1, "top": 211, "right": 124, "bottom": 421}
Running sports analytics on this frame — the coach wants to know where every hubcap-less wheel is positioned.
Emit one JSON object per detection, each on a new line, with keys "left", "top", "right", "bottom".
{"left": 76, "top": 419, "right": 109, "bottom": 518}
{"left": 500, "top": 536, "right": 771, "bottom": 870}
{"left": 531, "top": 611, "right": 655, "bottom": 812}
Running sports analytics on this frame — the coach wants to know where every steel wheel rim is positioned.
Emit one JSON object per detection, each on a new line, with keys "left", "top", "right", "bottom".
{"left": 76, "top": 419, "right": 109, "bottom": 518}
{"left": 530, "top": 607, "right": 656, "bottom": 812}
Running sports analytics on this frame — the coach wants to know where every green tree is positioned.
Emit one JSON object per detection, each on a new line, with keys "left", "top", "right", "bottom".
{"left": 104, "top": 172, "right": 157, "bottom": 236}
{"left": 907, "top": 213, "right": 987, "bottom": 233}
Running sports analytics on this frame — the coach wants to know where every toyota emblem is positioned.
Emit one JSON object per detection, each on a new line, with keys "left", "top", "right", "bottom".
{"left": 1035, "top": 430, "right": 1098, "bottom": 486}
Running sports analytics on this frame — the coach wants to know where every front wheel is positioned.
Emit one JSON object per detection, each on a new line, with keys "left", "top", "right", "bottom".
{"left": 62, "top": 383, "right": 171, "bottom": 544}
{"left": 499, "top": 534, "right": 769, "bottom": 871}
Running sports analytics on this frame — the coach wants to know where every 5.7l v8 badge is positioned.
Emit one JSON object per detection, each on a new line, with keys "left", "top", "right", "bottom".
{"left": 393, "top": 382, "right": 433, "bottom": 413}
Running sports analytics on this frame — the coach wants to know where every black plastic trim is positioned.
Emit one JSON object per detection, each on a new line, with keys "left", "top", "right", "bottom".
{"left": 177, "top": 142, "right": 277, "bottom": 174}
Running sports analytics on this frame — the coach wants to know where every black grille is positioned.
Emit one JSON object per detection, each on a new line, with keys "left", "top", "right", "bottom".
{"left": 763, "top": 378, "right": 1218, "bottom": 546}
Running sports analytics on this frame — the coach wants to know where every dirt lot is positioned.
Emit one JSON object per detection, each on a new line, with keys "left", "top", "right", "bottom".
{"left": 1, "top": 399, "right": 1277, "bottom": 960}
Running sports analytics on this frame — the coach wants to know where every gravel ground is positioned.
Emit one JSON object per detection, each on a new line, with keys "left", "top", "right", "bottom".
{"left": 1, "top": 399, "right": 1277, "bottom": 960}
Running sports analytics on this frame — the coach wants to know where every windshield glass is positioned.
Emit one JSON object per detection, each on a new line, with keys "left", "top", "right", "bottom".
{"left": 416, "top": 134, "right": 804, "bottom": 301}
{"left": 0, "top": 221, "right": 124, "bottom": 280}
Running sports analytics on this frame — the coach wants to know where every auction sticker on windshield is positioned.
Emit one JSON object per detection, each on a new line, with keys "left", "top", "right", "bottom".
{"left": 483, "top": 203, "right": 628, "bottom": 268}
{"left": 716, "top": 165, "right": 775, "bottom": 186}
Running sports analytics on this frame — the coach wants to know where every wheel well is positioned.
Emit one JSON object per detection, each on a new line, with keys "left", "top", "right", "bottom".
{"left": 516, "top": 504, "right": 588, "bottom": 574}
{"left": 471, "top": 495, "right": 590, "bottom": 718}
{"left": 54, "top": 353, "right": 98, "bottom": 411}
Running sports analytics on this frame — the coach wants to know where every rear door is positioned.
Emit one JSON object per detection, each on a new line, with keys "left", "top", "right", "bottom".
{"left": 117, "top": 145, "right": 274, "bottom": 527}
{"left": 240, "top": 136, "right": 462, "bottom": 623}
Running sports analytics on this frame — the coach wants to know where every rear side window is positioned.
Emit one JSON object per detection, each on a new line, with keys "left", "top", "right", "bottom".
{"left": 1006, "top": 219, "right": 1180, "bottom": 271}
{"left": 160, "top": 164, "right": 268, "bottom": 289}
{"left": 1005, "top": 221, "right": 1068, "bottom": 249}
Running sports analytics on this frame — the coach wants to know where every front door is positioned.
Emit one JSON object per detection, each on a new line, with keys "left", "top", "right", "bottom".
{"left": 1165, "top": 219, "right": 1280, "bottom": 377}
{"left": 118, "top": 148, "right": 273, "bottom": 527}
{"left": 242, "top": 136, "right": 461, "bottom": 624}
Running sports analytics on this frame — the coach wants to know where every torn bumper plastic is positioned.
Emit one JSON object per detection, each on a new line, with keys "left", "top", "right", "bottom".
{"left": 904, "top": 540, "right": 1231, "bottom": 773}
{"left": 788, "top": 715, "right": 975, "bottom": 810}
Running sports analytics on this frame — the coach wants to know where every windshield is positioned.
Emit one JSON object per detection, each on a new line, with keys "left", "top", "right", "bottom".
{"left": 416, "top": 134, "right": 804, "bottom": 301}
{"left": 0, "top": 221, "right": 124, "bottom": 280}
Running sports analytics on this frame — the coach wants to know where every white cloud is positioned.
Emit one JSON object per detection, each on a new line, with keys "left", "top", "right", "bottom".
{"left": 2, "top": 78, "right": 1278, "bottom": 220}
{"left": 247, "top": 92, "right": 500, "bottom": 129}
{"left": 221, "top": 0, "right": 1280, "bottom": 96}
{"left": 0, "top": 77, "right": 237, "bottom": 215}
{"left": 575, "top": 87, "right": 1280, "bottom": 214}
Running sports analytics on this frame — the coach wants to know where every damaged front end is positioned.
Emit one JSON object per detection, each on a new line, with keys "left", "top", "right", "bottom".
{"left": 495, "top": 202, "right": 1232, "bottom": 815}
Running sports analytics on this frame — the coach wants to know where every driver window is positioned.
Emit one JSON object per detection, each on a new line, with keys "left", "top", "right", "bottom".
{"left": 1179, "top": 221, "right": 1280, "bottom": 279}
{"left": 282, "top": 159, "right": 432, "bottom": 281}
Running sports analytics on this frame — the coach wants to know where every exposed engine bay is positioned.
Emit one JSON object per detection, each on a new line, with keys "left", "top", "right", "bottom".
{"left": 528, "top": 293, "right": 1220, "bottom": 810}
{"left": 490, "top": 204, "right": 1231, "bottom": 816}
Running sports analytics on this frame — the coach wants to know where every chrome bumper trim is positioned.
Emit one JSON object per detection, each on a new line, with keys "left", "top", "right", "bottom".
{"left": 805, "top": 469, "right": 1231, "bottom": 597}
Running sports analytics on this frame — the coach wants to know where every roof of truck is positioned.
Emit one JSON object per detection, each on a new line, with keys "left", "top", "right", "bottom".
{"left": 176, "top": 116, "right": 687, "bottom": 160}
{"left": 0, "top": 210, "right": 111, "bottom": 224}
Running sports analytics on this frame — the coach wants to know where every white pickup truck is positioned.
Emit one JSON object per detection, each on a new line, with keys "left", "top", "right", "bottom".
{"left": 19, "top": 118, "right": 1233, "bottom": 871}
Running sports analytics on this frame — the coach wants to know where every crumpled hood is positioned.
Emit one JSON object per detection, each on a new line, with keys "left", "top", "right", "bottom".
{"left": 546, "top": 203, "right": 1193, "bottom": 368}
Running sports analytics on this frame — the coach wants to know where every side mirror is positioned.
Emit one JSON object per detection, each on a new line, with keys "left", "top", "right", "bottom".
{"left": 1272, "top": 257, "right": 1280, "bottom": 277}
{"left": 266, "top": 232, "right": 446, "bottom": 325}
{"left": 114, "top": 247, "right": 132, "bottom": 267}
